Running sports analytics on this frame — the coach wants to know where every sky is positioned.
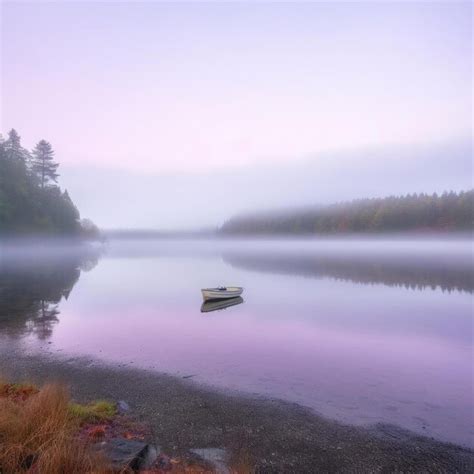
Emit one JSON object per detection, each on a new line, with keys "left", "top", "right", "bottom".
{"left": 0, "top": 1, "right": 472, "bottom": 229}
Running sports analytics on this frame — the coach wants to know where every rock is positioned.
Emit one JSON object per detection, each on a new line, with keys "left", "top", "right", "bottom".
{"left": 118, "top": 400, "right": 130, "bottom": 413}
{"left": 99, "top": 438, "right": 158, "bottom": 471}
{"left": 142, "top": 445, "right": 160, "bottom": 470}
{"left": 190, "top": 448, "right": 230, "bottom": 474}
{"left": 156, "top": 454, "right": 172, "bottom": 470}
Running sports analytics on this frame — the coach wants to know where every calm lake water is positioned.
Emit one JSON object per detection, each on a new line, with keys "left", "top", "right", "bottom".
{"left": 0, "top": 238, "right": 472, "bottom": 447}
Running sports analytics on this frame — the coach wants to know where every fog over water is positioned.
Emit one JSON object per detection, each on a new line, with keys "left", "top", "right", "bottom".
{"left": 0, "top": 237, "right": 472, "bottom": 447}
{"left": 60, "top": 139, "right": 472, "bottom": 229}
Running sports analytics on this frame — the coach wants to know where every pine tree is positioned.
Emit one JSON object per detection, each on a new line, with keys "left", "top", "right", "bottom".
{"left": 31, "top": 140, "right": 59, "bottom": 189}
{"left": 5, "top": 129, "right": 21, "bottom": 156}
{"left": 4, "top": 129, "right": 30, "bottom": 163}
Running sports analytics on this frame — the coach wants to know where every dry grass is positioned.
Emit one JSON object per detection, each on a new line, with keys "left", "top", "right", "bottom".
{"left": 227, "top": 430, "right": 256, "bottom": 474}
{"left": 0, "top": 380, "right": 256, "bottom": 473}
{"left": 0, "top": 382, "right": 110, "bottom": 473}
{"left": 229, "top": 458, "right": 255, "bottom": 474}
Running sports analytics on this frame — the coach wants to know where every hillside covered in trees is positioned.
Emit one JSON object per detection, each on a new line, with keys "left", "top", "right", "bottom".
{"left": 0, "top": 129, "right": 97, "bottom": 237}
{"left": 220, "top": 191, "right": 474, "bottom": 235}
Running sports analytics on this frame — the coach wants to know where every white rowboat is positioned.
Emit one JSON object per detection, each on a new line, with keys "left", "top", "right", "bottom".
{"left": 201, "top": 286, "right": 243, "bottom": 301}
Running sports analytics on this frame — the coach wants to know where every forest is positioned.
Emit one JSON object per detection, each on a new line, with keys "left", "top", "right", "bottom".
{"left": 220, "top": 191, "right": 474, "bottom": 235}
{"left": 0, "top": 129, "right": 97, "bottom": 237}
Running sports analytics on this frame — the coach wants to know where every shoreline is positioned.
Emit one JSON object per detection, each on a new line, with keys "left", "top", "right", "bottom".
{"left": 1, "top": 345, "right": 472, "bottom": 472}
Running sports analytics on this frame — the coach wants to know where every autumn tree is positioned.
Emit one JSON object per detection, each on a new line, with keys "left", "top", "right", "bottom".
{"left": 220, "top": 191, "right": 474, "bottom": 235}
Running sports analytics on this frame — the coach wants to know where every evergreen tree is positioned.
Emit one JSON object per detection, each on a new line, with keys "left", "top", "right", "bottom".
{"left": 0, "top": 131, "right": 36, "bottom": 231}
{"left": 31, "top": 140, "right": 59, "bottom": 189}
{"left": 4, "top": 129, "right": 30, "bottom": 164}
{"left": 5, "top": 129, "right": 21, "bottom": 157}
{"left": 0, "top": 128, "right": 97, "bottom": 237}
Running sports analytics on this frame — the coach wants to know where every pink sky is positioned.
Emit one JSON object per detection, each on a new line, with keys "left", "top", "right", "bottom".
{"left": 1, "top": 2, "right": 471, "bottom": 174}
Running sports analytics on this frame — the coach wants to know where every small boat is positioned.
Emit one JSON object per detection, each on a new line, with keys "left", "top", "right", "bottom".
{"left": 201, "top": 286, "right": 243, "bottom": 301}
{"left": 201, "top": 296, "right": 244, "bottom": 313}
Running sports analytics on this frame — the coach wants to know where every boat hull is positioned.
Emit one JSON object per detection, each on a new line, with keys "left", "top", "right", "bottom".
{"left": 201, "top": 287, "right": 243, "bottom": 301}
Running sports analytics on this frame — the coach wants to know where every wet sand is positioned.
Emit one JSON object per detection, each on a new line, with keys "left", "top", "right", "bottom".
{"left": 0, "top": 344, "right": 472, "bottom": 473}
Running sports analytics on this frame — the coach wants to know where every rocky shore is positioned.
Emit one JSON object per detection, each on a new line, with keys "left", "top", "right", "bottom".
{"left": 1, "top": 344, "right": 472, "bottom": 473}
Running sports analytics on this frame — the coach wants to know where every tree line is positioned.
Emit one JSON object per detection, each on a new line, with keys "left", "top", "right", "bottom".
{"left": 220, "top": 191, "right": 474, "bottom": 235}
{"left": 0, "top": 128, "right": 98, "bottom": 237}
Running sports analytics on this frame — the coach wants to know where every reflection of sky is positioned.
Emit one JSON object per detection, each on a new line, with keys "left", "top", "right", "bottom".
{"left": 11, "top": 239, "right": 472, "bottom": 448}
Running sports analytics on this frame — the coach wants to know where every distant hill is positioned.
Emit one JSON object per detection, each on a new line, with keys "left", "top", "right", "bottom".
{"left": 219, "top": 191, "right": 474, "bottom": 235}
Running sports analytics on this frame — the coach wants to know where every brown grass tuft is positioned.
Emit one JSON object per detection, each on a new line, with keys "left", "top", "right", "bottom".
{"left": 0, "top": 382, "right": 110, "bottom": 473}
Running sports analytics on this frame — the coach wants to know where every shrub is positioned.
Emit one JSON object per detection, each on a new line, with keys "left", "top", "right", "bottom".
{"left": 0, "top": 382, "right": 110, "bottom": 473}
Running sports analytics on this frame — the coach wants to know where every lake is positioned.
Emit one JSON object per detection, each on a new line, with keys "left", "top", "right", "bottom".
{"left": 0, "top": 237, "right": 472, "bottom": 448}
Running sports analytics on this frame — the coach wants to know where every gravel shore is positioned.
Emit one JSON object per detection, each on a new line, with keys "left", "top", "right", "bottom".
{"left": 1, "top": 345, "right": 472, "bottom": 473}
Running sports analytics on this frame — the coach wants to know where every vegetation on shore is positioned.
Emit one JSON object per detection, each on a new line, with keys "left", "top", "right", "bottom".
{"left": 0, "top": 129, "right": 99, "bottom": 238}
{"left": 0, "top": 380, "right": 253, "bottom": 473}
{"left": 220, "top": 190, "right": 474, "bottom": 235}
{"left": 0, "top": 381, "right": 113, "bottom": 473}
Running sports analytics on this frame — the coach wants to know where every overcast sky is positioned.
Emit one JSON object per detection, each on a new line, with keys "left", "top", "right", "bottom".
{"left": 1, "top": 1, "right": 472, "bottom": 229}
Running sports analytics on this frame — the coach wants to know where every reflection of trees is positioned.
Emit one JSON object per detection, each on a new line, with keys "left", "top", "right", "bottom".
{"left": 223, "top": 251, "right": 473, "bottom": 293}
{"left": 0, "top": 243, "right": 100, "bottom": 338}
{"left": 28, "top": 301, "right": 60, "bottom": 340}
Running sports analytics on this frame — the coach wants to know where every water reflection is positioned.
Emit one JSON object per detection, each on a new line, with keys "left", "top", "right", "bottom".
{"left": 201, "top": 296, "right": 244, "bottom": 313}
{"left": 0, "top": 238, "right": 472, "bottom": 447}
{"left": 0, "top": 242, "right": 100, "bottom": 338}
{"left": 223, "top": 249, "right": 473, "bottom": 293}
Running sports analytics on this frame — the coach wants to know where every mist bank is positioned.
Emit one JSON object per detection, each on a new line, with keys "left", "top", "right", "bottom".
{"left": 60, "top": 138, "right": 472, "bottom": 229}
{"left": 219, "top": 191, "right": 473, "bottom": 236}
{"left": 103, "top": 228, "right": 215, "bottom": 240}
